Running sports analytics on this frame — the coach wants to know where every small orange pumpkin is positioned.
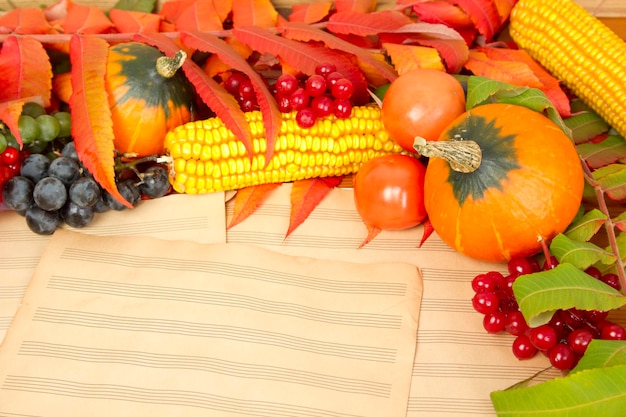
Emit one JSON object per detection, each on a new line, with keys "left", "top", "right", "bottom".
{"left": 105, "top": 42, "right": 194, "bottom": 157}
{"left": 416, "top": 103, "right": 584, "bottom": 263}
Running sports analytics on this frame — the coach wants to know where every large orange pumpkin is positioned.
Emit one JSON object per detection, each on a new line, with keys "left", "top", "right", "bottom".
{"left": 105, "top": 42, "right": 195, "bottom": 157}
{"left": 416, "top": 103, "right": 584, "bottom": 263}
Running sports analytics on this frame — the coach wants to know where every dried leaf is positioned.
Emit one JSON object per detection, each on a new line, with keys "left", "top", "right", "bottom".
{"left": 232, "top": 0, "right": 278, "bottom": 29}
{"left": 334, "top": 0, "right": 376, "bottom": 13}
{"left": 228, "top": 183, "right": 282, "bottom": 229}
{"left": 288, "top": 2, "right": 332, "bottom": 24}
{"left": 181, "top": 31, "right": 282, "bottom": 163}
{"left": 109, "top": 8, "right": 162, "bottom": 33}
{"left": 0, "top": 7, "right": 53, "bottom": 35}
{"left": 174, "top": 0, "right": 224, "bottom": 32}
{"left": 0, "top": 97, "right": 45, "bottom": 146}
{"left": 379, "top": 22, "right": 469, "bottom": 73}
{"left": 68, "top": 35, "right": 129, "bottom": 208}
{"left": 464, "top": 50, "right": 543, "bottom": 88}
{"left": 286, "top": 177, "right": 343, "bottom": 238}
{"left": 62, "top": 3, "right": 114, "bottom": 34}
{"left": 326, "top": 10, "right": 412, "bottom": 36}
{"left": 383, "top": 42, "right": 445, "bottom": 74}
{"left": 134, "top": 32, "right": 254, "bottom": 160}
{"left": 476, "top": 46, "right": 571, "bottom": 117}
{"left": 358, "top": 224, "right": 382, "bottom": 249}
{"left": 0, "top": 36, "right": 53, "bottom": 107}
{"left": 453, "top": 0, "right": 502, "bottom": 42}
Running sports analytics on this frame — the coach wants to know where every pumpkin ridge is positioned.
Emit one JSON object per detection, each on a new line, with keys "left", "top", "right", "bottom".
{"left": 446, "top": 114, "right": 520, "bottom": 206}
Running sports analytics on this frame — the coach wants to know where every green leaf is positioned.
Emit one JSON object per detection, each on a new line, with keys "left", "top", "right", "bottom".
{"left": 550, "top": 233, "right": 615, "bottom": 269}
{"left": 513, "top": 263, "right": 626, "bottom": 327}
{"left": 593, "top": 163, "right": 626, "bottom": 201}
{"left": 466, "top": 76, "right": 569, "bottom": 137}
{"left": 490, "top": 364, "right": 626, "bottom": 416}
{"left": 112, "top": 0, "right": 156, "bottom": 12}
{"left": 564, "top": 208, "right": 608, "bottom": 242}
{"left": 565, "top": 110, "right": 610, "bottom": 144}
{"left": 571, "top": 340, "right": 626, "bottom": 374}
{"left": 577, "top": 135, "right": 626, "bottom": 169}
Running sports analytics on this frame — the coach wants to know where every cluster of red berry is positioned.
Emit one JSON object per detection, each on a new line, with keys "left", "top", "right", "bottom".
{"left": 472, "top": 257, "right": 625, "bottom": 370}
{"left": 223, "top": 64, "right": 355, "bottom": 129}
{"left": 0, "top": 146, "right": 27, "bottom": 204}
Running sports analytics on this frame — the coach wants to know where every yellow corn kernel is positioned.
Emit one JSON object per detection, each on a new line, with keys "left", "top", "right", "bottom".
{"left": 164, "top": 105, "right": 407, "bottom": 194}
{"left": 509, "top": 0, "right": 626, "bottom": 137}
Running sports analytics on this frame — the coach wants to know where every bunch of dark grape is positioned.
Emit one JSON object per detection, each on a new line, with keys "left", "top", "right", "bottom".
{"left": 471, "top": 257, "right": 625, "bottom": 370}
{"left": 2, "top": 102, "right": 172, "bottom": 235}
{"left": 223, "top": 63, "right": 356, "bottom": 129}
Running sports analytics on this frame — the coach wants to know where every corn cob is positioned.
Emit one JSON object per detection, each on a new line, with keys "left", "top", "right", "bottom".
{"left": 509, "top": 0, "right": 626, "bottom": 138}
{"left": 164, "top": 106, "right": 405, "bottom": 194}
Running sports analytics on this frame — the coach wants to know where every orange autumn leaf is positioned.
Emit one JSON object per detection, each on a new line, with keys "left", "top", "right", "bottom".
{"left": 159, "top": 0, "right": 196, "bottom": 23}
{"left": 204, "top": 36, "right": 253, "bottom": 78}
{"left": 109, "top": 9, "right": 163, "bottom": 33}
{"left": 232, "top": 0, "right": 278, "bottom": 29}
{"left": 383, "top": 42, "right": 445, "bottom": 74}
{"left": 476, "top": 46, "right": 571, "bottom": 116}
{"left": 492, "top": 0, "right": 517, "bottom": 24}
{"left": 68, "top": 34, "right": 130, "bottom": 208}
{"left": 358, "top": 224, "right": 382, "bottom": 249}
{"left": 0, "top": 7, "right": 53, "bottom": 34}
{"left": 286, "top": 176, "right": 343, "bottom": 238}
{"left": 334, "top": 0, "right": 376, "bottom": 13}
{"left": 289, "top": 2, "right": 333, "bottom": 24}
{"left": 454, "top": 0, "right": 502, "bottom": 42}
{"left": 326, "top": 10, "right": 413, "bottom": 37}
{"left": 175, "top": 0, "right": 225, "bottom": 32}
{"left": 0, "top": 36, "right": 53, "bottom": 107}
{"left": 62, "top": 3, "right": 114, "bottom": 34}
{"left": 52, "top": 72, "right": 72, "bottom": 104}
{"left": 228, "top": 183, "right": 283, "bottom": 229}
{"left": 0, "top": 97, "right": 45, "bottom": 146}
{"left": 464, "top": 50, "right": 543, "bottom": 88}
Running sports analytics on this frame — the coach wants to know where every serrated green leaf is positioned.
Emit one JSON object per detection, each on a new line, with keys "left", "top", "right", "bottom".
{"left": 466, "top": 76, "right": 570, "bottom": 137}
{"left": 593, "top": 163, "right": 626, "bottom": 200}
{"left": 113, "top": 0, "right": 155, "bottom": 13}
{"left": 513, "top": 263, "right": 626, "bottom": 327}
{"left": 564, "top": 208, "right": 607, "bottom": 242}
{"left": 577, "top": 135, "right": 626, "bottom": 169}
{"left": 491, "top": 364, "right": 626, "bottom": 416}
{"left": 565, "top": 110, "right": 610, "bottom": 144}
{"left": 550, "top": 233, "right": 615, "bottom": 268}
{"left": 613, "top": 232, "right": 626, "bottom": 262}
{"left": 571, "top": 340, "right": 626, "bottom": 374}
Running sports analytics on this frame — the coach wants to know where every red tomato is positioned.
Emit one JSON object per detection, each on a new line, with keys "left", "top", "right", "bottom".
{"left": 381, "top": 69, "right": 466, "bottom": 152}
{"left": 353, "top": 154, "right": 427, "bottom": 230}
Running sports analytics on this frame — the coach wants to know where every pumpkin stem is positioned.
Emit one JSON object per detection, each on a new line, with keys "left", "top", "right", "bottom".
{"left": 156, "top": 50, "right": 187, "bottom": 78}
{"left": 413, "top": 137, "right": 482, "bottom": 173}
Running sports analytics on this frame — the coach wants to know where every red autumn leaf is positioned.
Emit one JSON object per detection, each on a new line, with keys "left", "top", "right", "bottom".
{"left": 203, "top": 36, "right": 253, "bottom": 78}
{"left": 181, "top": 31, "right": 282, "bottom": 163}
{"left": 0, "top": 97, "right": 45, "bottom": 146}
{"left": 232, "top": 26, "right": 370, "bottom": 104}
{"left": 411, "top": 1, "right": 476, "bottom": 45}
{"left": 383, "top": 42, "right": 445, "bottom": 74}
{"left": 452, "top": 0, "right": 502, "bottom": 42}
{"left": 279, "top": 21, "right": 398, "bottom": 84}
{"left": 286, "top": 176, "right": 343, "bottom": 238}
{"left": 379, "top": 22, "right": 469, "bottom": 73}
{"left": 174, "top": 0, "right": 225, "bottom": 32}
{"left": 288, "top": 2, "right": 333, "bottom": 24}
{"left": 0, "top": 7, "right": 53, "bottom": 34}
{"left": 476, "top": 46, "right": 571, "bottom": 116}
{"left": 68, "top": 34, "right": 130, "bottom": 208}
{"left": 159, "top": 0, "right": 196, "bottom": 23}
{"left": 227, "top": 183, "right": 283, "bottom": 229}
{"left": 232, "top": 0, "right": 279, "bottom": 29}
{"left": 418, "top": 218, "right": 434, "bottom": 248}
{"left": 358, "top": 224, "right": 382, "bottom": 249}
{"left": 0, "top": 36, "right": 53, "bottom": 107}
{"left": 62, "top": 3, "right": 114, "bottom": 34}
{"left": 492, "top": 0, "right": 517, "bottom": 24}
{"left": 326, "top": 10, "right": 412, "bottom": 37}
{"left": 109, "top": 9, "right": 163, "bottom": 33}
{"left": 334, "top": 0, "right": 376, "bottom": 13}
{"left": 135, "top": 32, "right": 255, "bottom": 160}
{"left": 464, "top": 50, "right": 543, "bottom": 88}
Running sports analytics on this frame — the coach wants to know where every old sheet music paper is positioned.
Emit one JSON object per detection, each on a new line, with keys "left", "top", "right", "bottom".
{"left": 0, "top": 192, "right": 227, "bottom": 343}
{"left": 0, "top": 229, "right": 421, "bottom": 417}
{"left": 225, "top": 184, "right": 565, "bottom": 417}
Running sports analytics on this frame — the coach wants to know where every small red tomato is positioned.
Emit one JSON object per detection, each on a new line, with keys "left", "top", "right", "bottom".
{"left": 353, "top": 154, "right": 427, "bottom": 230}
